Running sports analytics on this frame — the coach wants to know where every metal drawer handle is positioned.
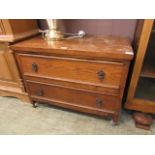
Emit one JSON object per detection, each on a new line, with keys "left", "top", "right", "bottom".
{"left": 36, "top": 88, "right": 44, "bottom": 96}
{"left": 32, "top": 63, "right": 38, "bottom": 72}
{"left": 96, "top": 98, "right": 103, "bottom": 107}
{"left": 97, "top": 70, "right": 105, "bottom": 80}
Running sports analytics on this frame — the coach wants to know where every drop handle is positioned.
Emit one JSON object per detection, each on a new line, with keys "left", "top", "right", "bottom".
{"left": 96, "top": 98, "right": 103, "bottom": 107}
{"left": 97, "top": 70, "right": 105, "bottom": 80}
{"left": 32, "top": 63, "right": 38, "bottom": 72}
{"left": 36, "top": 88, "right": 44, "bottom": 96}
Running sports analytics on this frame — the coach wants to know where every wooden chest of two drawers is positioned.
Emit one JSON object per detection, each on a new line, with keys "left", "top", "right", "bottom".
{"left": 12, "top": 35, "right": 133, "bottom": 124}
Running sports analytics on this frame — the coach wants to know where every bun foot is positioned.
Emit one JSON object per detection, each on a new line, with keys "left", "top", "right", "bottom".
{"left": 133, "top": 112, "right": 153, "bottom": 130}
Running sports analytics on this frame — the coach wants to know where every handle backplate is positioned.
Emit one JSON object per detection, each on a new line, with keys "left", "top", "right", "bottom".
{"left": 97, "top": 70, "right": 105, "bottom": 80}
{"left": 96, "top": 98, "right": 103, "bottom": 107}
{"left": 32, "top": 63, "right": 38, "bottom": 72}
{"left": 36, "top": 88, "right": 44, "bottom": 96}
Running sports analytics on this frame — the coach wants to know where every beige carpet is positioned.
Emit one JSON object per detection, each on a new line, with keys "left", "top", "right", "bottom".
{"left": 0, "top": 96, "right": 154, "bottom": 134}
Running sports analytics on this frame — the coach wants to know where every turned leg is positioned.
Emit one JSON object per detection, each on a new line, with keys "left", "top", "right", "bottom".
{"left": 32, "top": 102, "right": 38, "bottom": 108}
{"left": 133, "top": 112, "right": 153, "bottom": 130}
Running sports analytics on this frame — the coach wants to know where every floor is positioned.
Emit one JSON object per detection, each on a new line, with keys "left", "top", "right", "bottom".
{"left": 0, "top": 96, "right": 155, "bottom": 135}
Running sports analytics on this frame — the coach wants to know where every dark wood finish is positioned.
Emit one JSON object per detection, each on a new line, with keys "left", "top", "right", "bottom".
{"left": 18, "top": 54, "right": 124, "bottom": 89}
{"left": 133, "top": 112, "right": 153, "bottom": 130}
{"left": 12, "top": 35, "right": 133, "bottom": 124}
{"left": 11, "top": 35, "right": 133, "bottom": 61}
{"left": 24, "top": 75, "right": 119, "bottom": 96}
{"left": 27, "top": 80, "right": 120, "bottom": 113}
{"left": 125, "top": 19, "right": 155, "bottom": 129}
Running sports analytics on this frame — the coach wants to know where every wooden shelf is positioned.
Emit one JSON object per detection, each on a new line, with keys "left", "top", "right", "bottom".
{"left": 152, "top": 29, "right": 155, "bottom": 33}
{"left": 141, "top": 62, "right": 155, "bottom": 78}
{"left": 151, "top": 23, "right": 155, "bottom": 33}
{"left": 135, "top": 77, "right": 155, "bottom": 101}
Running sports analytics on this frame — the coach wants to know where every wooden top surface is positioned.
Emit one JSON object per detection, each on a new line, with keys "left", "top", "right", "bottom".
{"left": 11, "top": 35, "right": 134, "bottom": 61}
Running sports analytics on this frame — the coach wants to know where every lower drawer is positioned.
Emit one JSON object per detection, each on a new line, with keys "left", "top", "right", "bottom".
{"left": 27, "top": 81, "right": 120, "bottom": 114}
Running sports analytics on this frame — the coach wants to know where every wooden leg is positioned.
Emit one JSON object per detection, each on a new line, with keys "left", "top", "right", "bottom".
{"left": 133, "top": 112, "right": 153, "bottom": 130}
{"left": 111, "top": 114, "right": 120, "bottom": 125}
{"left": 32, "top": 102, "right": 38, "bottom": 108}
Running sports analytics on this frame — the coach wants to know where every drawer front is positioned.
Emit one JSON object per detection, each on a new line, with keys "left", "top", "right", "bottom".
{"left": 27, "top": 81, "right": 120, "bottom": 111}
{"left": 19, "top": 54, "right": 124, "bottom": 88}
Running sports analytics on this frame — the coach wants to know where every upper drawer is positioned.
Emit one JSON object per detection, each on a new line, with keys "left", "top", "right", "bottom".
{"left": 18, "top": 54, "right": 124, "bottom": 89}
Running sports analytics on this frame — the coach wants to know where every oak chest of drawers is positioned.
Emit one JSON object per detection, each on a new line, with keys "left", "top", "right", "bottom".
{"left": 12, "top": 35, "right": 133, "bottom": 124}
